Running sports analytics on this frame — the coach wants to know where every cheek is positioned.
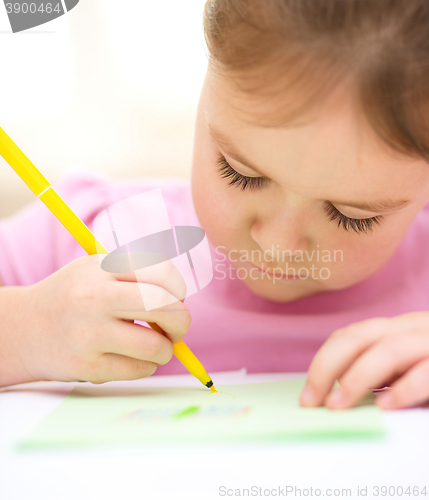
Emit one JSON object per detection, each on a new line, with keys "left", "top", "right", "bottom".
{"left": 321, "top": 219, "right": 410, "bottom": 288}
{"left": 191, "top": 148, "right": 243, "bottom": 249}
{"left": 191, "top": 175, "right": 221, "bottom": 239}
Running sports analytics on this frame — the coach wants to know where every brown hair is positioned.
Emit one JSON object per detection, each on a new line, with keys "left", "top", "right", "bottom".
{"left": 203, "top": 0, "right": 429, "bottom": 160}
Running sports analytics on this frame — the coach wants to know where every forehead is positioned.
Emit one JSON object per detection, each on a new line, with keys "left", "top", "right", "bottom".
{"left": 202, "top": 70, "right": 429, "bottom": 202}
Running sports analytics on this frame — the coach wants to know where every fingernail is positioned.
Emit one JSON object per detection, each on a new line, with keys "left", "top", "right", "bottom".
{"left": 376, "top": 392, "right": 393, "bottom": 408}
{"left": 300, "top": 385, "right": 315, "bottom": 405}
{"left": 327, "top": 388, "right": 345, "bottom": 407}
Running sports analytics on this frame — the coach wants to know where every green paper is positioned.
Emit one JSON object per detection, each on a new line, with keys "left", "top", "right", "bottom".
{"left": 18, "top": 379, "right": 385, "bottom": 449}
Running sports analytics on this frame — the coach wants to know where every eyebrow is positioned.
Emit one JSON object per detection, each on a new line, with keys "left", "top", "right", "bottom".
{"left": 208, "top": 124, "right": 411, "bottom": 214}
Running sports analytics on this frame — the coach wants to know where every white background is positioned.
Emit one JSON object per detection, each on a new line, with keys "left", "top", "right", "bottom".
{"left": 0, "top": 0, "right": 208, "bottom": 216}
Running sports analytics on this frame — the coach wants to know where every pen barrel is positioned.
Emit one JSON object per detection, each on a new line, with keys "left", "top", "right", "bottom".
{"left": 39, "top": 187, "right": 108, "bottom": 255}
{"left": 173, "top": 340, "right": 212, "bottom": 387}
{"left": 0, "top": 127, "right": 50, "bottom": 196}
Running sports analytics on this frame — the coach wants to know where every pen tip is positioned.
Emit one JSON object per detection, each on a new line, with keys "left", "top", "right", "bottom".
{"left": 206, "top": 380, "right": 216, "bottom": 392}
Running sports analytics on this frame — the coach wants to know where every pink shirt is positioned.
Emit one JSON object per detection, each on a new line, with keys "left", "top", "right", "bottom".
{"left": 1, "top": 172, "right": 429, "bottom": 374}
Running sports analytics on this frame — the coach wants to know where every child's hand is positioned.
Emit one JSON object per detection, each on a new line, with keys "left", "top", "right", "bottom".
{"left": 299, "top": 312, "right": 429, "bottom": 410}
{"left": 0, "top": 255, "right": 191, "bottom": 387}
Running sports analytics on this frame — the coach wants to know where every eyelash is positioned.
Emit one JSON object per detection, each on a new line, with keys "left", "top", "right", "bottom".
{"left": 324, "top": 203, "right": 382, "bottom": 234}
{"left": 217, "top": 156, "right": 266, "bottom": 191}
{"left": 216, "top": 155, "right": 383, "bottom": 234}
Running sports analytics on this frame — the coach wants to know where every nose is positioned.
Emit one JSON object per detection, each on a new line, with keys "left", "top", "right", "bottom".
{"left": 250, "top": 212, "right": 309, "bottom": 259}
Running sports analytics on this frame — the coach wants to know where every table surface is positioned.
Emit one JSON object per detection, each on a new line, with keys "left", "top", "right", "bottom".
{"left": 1, "top": 370, "right": 428, "bottom": 500}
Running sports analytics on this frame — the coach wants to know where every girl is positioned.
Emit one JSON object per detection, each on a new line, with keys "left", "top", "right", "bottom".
{"left": 1, "top": 0, "right": 429, "bottom": 411}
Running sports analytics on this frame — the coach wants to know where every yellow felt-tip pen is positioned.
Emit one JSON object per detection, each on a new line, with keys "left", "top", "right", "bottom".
{"left": 0, "top": 126, "right": 216, "bottom": 392}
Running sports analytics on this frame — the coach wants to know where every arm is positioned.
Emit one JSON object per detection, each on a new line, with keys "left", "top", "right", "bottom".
{"left": 0, "top": 284, "right": 37, "bottom": 386}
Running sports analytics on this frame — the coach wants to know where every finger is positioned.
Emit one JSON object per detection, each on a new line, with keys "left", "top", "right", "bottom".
{"left": 108, "top": 280, "right": 181, "bottom": 315}
{"left": 132, "top": 257, "right": 188, "bottom": 302}
{"left": 300, "top": 318, "right": 390, "bottom": 407}
{"left": 376, "top": 358, "right": 429, "bottom": 409}
{"left": 325, "top": 331, "right": 429, "bottom": 409}
{"left": 84, "top": 353, "right": 157, "bottom": 384}
{"left": 108, "top": 285, "right": 191, "bottom": 342}
{"left": 107, "top": 270, "right": 188, "bottom": 316}
{"left": 339, "top": 372, "right": 399, "bottom": 390}
{"left": 142, "top": 299, "right": 192, "bottom": 342}
{"left": 106, "top": 254, "right": 187, "bottom": 301}
{"left": 101, "top": 320, "right": 173, "bottom": 365}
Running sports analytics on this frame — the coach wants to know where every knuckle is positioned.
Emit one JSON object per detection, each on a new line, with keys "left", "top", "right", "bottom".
{"left": 162, "top": 305, "right": 192, "bottom": 339}
{"left": 140, "top": 283, "right": 173, "bottom": 312}
{"left": 162, "top": 258, "right": 177, "bottom": 275}
{"left": 151, "top": 285, "right": 172, "bottom": 306}
{"left": 331, "top": 325, "right": 356, "bottom": 340}
{"left": 363, "top": 317, "right": 390, "bottom": 332}
{"left": 161, "top": 260, "right": 187, "bottom": 299}
{"left": 175, "top": 307, "right": 192, "bottom": 335}
{"left": 173, "top": 275, "right": 187, "bottom": 301}
{"left": 331, "top": 317, "right": 389, "bottom": 341}
{"left": 68, "top": 280, "right": 98, "bottom": 310}
{"left": 87, "top": 254, "right": 103, "bottom": 268}
{"left": 73, "top": 255, "right": 102, "bottom": 278}
{"left": 157, "top": 259, "right": 175, "bottom": 281}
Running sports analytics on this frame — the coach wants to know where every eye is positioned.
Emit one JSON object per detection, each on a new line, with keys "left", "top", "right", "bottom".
{"left": 217, "top": 156, "right": 266, "bottom": 191}
{"left": 325, "top": 203, "right": 382, "bottom": 234}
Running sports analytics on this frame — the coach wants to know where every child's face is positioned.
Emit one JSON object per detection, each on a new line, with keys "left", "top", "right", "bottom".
{"left": 191, "top": 69, "right": 429, "bottom": 302}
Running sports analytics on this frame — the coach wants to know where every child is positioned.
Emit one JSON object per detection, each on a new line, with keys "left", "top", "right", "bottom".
{"left": 1, "top": 0, "right": 429, "bottom": 411}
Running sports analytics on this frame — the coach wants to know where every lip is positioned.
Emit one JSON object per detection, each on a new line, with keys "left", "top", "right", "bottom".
{"left": 249, "top": 262, "right": 304, "bottom": 280}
